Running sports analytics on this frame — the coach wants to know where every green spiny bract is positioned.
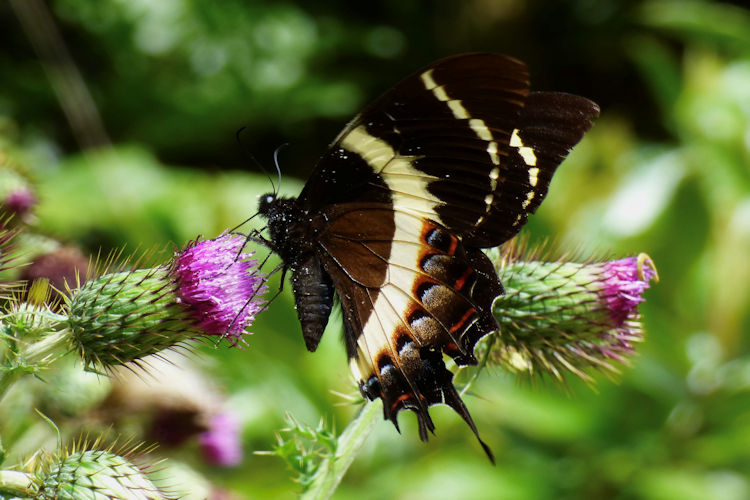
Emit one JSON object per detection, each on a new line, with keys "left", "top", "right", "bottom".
{"left": 36, "top": 449, "right": 165, "bottom": 499}
{"left": 67, "top": 267, "right": 198, "bottom": 372}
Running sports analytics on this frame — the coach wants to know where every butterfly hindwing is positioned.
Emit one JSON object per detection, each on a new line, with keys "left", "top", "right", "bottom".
{"left": 312, "top": 204, "right": 499, "bottom": 458}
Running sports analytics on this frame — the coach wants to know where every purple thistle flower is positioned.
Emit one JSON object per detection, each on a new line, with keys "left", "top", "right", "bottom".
{"left": 174, "top": 234, "right": 267, "bottom": 339}
{"left": 601, "top": 255, "right": 657, "bottom": 327}
{"left": 4, "top": 187, "right": 36, "bottom": 215}
{"left": 199, "top": 412, "right": 243, "bottom": 467}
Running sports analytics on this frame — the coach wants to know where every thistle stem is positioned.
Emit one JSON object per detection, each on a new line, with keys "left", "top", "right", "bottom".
{"left": 301, "top": 400, "right": 380, "bottom": 500}
{"left": 0, "top": 470, "right": 34, "bottom": 497}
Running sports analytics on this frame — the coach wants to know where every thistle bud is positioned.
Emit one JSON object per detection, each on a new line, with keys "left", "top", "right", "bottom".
{"left": 67, "top": 235, "right": 267, "bottom": 371}
{"left": 4, "top": 187, "right": 35, "bottom": 216}
{"left": 36, "top": 449, "right": 165, "bottom": 499}
{"left": 491, "top": 253, "right": 657, "bottom": 381}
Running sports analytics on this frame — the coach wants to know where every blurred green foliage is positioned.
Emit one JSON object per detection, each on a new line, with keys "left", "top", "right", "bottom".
{"left": 1, "top": 0, "right": 750, "bottom": 498}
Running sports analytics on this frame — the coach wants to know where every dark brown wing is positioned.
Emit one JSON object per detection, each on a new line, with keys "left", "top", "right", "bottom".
{"left": 297, "top": 53, "right": 599, "bottom": 247}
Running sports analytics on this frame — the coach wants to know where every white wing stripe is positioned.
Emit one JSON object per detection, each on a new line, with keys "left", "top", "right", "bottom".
{"left": 356, "top": 212, "right": 425, "bottom": 373}
{"left": 341, "top": 125, "right": 444, "bottom": 223}
{"left": 510, "top": 128, "right": 538, "bottom": 168}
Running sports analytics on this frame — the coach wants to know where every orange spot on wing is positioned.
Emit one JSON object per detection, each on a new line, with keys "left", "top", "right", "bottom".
{"left": 447, "top": 235, "right": 458, "bottom": 256}
{"left": 450, "top": 307, "right": 476, "bottom": 334}
{"left": 419, "top": 220, "right": 458, "bottom": 255}
{"left": 444, "top": 342, "right": 459, "bottom": 354}
{"left": 454, "top": 267, "right": 473, "bottom": 291}
{"left": 391, "top": 393, "right": 412, "bottom": 412}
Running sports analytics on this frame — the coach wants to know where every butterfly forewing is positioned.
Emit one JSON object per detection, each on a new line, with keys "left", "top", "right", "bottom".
{"left": 460, "top": 91, "right": 601, "bottom": 246}
{"left": 298, "top": 54, "right": 597, "bottom": 249}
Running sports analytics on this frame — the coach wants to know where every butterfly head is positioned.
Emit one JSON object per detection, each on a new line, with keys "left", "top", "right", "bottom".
{"left": 257, "top": 192, "right": 277, "bottom": 215}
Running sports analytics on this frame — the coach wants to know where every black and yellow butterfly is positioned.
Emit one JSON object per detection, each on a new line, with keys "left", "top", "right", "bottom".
{"left": 258, "top": 53, "right": 599, "bottom": 460}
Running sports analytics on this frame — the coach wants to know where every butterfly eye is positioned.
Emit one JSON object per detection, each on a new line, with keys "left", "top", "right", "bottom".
{"left": 258, "top": 193, "right": 276, "bottom": 213}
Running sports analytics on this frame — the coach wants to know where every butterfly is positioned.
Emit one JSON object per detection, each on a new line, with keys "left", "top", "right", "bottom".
{"left": 257, "top": 53, "right": 599, "bottom": 461}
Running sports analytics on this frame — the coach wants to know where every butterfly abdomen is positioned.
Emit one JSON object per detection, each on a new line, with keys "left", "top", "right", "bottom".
{"left": 291, "top": 255, "right": 335, "bottom": 352}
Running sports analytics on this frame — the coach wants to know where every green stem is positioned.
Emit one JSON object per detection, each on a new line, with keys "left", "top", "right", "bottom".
{"left": 301, "top": 400, "right": 381, "bottom": 500}
{"left": 0, "top": 375, "right": 17, "bottom": 406}
{"left": 0, "top": 470, "right": 34, "bottom": 497}
{"left": 22, "top": 329, "right": 71, "bottom": 364}
{"left": 0, "top": 329, "right": 72, "bottom": 402}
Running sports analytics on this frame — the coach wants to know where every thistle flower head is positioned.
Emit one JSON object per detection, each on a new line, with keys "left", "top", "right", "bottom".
{"left": 67, "top": 235, "right": 267, "bottom": 371}
{"left": 199, "top": 411, "right": 243, "bottom": 467}
{"left": 488, "top": 248, "right": 658, "bottom": 383}
{"left": 20, "top": 246, "right": 90, "bottom": 304}
{"left": 174, "top": 234, "right": 267, "bottom": 339}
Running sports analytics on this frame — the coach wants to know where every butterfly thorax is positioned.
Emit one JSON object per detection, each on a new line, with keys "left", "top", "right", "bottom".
{"left": 257, "top": 193, "right": 315, "bottom": 268}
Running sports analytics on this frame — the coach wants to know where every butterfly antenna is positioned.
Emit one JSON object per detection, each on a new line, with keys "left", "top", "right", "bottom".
{"left": 236, "top": 126, "right": 276, "bottom": 193}
{"left": 273, "top": 142, "right": 288, "bottom": 197}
